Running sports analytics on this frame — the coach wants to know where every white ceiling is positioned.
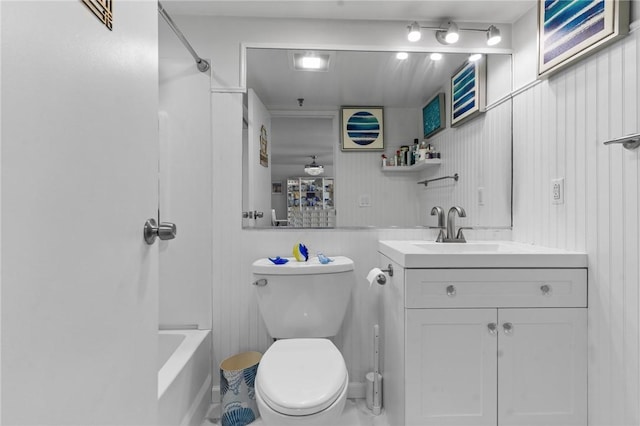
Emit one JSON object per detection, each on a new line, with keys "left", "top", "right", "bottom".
{"left": 164, "top": 0, "right": 528, "bottom": 168}
{"left": 164, "top": 1, "right": 535, "bottom": 24}
{"left": 247, "top": 48, "right": 474, "bottom": 110}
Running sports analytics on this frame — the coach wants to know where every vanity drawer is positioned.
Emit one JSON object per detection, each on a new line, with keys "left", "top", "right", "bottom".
{"left": 405, "top": 268, "right": 587, "bottom": 308}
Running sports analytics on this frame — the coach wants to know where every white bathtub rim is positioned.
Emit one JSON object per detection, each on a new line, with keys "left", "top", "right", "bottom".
{"left": 158, "top": 329, "right": 211, "bottom": 399}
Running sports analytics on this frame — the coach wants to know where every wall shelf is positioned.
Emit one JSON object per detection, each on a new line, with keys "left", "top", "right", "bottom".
{"left": 381, "top": 159, "right": 442, "bottom": 173}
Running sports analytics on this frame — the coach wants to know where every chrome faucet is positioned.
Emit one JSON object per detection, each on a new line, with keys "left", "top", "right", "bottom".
{"left": 444, "top": 206, "right": 467, "bottom": 242}
{"left": 430, "top": 206, "right": 446, "bottom": 242}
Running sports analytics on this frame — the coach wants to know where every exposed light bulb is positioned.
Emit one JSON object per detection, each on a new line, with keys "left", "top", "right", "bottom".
{"left": 430, "top": 52, "right": 443, "bottom": 61}
{"left": 486, "top": 25, "right": 501, "bottom": 46}
{"left": 407, "top": 22, "right": 421, "bottom": 42}
{"left": 396, "top": 52, "right": 409, "bottom": 60}
{"left": 444, "top": 21, "right": 459, "bottom": 44}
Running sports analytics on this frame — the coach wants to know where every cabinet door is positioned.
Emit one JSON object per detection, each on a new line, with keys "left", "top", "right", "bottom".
{"left": 406, "top": 309, "right": 498, "bottom": 426}
{"left": 498, "top": 308, "right": 587, "bottom": 426}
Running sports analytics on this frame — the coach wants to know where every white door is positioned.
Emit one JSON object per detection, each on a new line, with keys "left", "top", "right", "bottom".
{"left": 246, "top": 89, "right": 272, "bottom": 227}
{"left": 498, "top": 308, "right": 587, "bottom": 426}
{"left": 406, "top": 309, "right": 498, "bottom": 426}
{"left": 2, "top": 2, "right": 159, "bottom": 424}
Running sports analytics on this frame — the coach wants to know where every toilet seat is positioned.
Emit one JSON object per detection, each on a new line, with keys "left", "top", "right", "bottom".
{"left": 256, "top": 338, "right": 348, "bottom": 416}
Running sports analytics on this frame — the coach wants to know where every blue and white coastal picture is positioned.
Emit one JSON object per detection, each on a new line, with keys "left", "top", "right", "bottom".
{"left": 538, "top": 0, "right": 628, "bottom": 77}
{"left": 450, "top": 59, "right": 486, "bottom": 127}
{"left": 341, "top": 107, "right": 384, "bottom": 151}
{"left": 423, "top": 93, "right": 445, "bottom": 139}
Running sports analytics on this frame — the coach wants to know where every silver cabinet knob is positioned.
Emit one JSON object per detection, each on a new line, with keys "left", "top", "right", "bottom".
{"left": 540, "top": 284, "right": 551, "bottom": 295}
{"left": 144, "top": 218, "right": 177, "bottom": 245}
{"left": 446, "top": 285, "right": 456, "bottom": 297}
{"left": 503, "top": 322, "right": 513, "bottom": 334}
{"left": 487, "top": 323, "right": 497, "bottom": 335}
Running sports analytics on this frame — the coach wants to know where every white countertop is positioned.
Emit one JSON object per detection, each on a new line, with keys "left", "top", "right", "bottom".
{"left": 378, "top": 240, "right": 587, "bottom": 268}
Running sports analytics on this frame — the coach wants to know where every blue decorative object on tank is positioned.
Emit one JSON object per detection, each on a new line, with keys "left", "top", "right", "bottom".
{"left": 268, "top": 256, "right": 289, "bottom": 265}
{"left": 293, "top": 243, "right": 309, "bottom": 262}
{"left": 317, "top": 253, "right": 334, "bottom": 264}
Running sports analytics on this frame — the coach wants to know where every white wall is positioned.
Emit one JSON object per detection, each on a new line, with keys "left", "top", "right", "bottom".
{"left": 158, "top": 58, "right": 213, "bottom": 329}
{"left": 511, "top": 3, "right": 640, "bottom": 425}
{"left": 160, "top": 14, "right": 513, "bottom": 390}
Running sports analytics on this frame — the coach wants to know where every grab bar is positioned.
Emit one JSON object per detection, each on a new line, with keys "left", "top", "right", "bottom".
{"left": 603, "top": 132, "right": 640, "bottom": 150}
{"left": 417, "top": 173, "right": 459, "bottom": 187}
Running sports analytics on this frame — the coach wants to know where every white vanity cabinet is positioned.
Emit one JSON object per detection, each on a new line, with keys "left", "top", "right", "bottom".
{"left": 380, "top": 258, "right": 587, "bottom": 426}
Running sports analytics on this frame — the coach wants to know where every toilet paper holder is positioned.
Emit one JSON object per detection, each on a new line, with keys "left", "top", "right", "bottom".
{"left": 376, "top": 264, "right": 394, "bottom": 285}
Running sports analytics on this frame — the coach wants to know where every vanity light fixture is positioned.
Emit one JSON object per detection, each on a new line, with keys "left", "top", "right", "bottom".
{"left": 407, "top": 21, "right": 501, "bottom": 46}
{"left": 486, "top": 25, "right": 502, "bottom": 46}
{"left": 468, "top": 53, "right": 483, "bottom": 62}
{"left": 396, "top": 52, "right": 409, "bottom": 60}
{"left": 304, "top": 156, "right": 324, "bottom": 176}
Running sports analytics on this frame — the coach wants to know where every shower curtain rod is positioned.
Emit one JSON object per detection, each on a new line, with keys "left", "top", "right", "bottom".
{"left": 158, "top": 2, "right": 211, "bottom": 73}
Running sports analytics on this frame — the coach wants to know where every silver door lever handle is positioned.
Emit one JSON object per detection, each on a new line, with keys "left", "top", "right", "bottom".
{"left": 144, "top": 218, "right": 177, "bottom": 245}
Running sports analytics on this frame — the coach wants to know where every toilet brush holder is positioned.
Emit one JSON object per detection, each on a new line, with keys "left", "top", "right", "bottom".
{"left": 365, "top": 371, "right": 383, "bottom": 413}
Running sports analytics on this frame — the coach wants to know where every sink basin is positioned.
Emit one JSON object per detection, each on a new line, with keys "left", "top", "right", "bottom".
{"left": 411, "top": 242, "right": 500, "bottom": 253}
{"left": 378, "top": 240, "right": 587, "bottom": 268}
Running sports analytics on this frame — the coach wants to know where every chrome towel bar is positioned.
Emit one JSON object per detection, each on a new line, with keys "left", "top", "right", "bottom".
{"left": 417, "top": 173, "right": 459, "bottom": 187}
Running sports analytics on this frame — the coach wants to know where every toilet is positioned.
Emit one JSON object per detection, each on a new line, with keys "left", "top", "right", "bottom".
{"left": 251, "top": 256, "right": 355, "bottom": 425}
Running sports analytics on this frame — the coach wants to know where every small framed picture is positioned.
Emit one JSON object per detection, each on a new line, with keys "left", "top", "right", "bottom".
{"left": 537, "top": 0, "right": 629, "bottom": 78}
{"left": 271, "top": 181, "right": 283, "bottom": 194}
{"left": 451, "top": 59, "right": 486, "bottom": 127}
{"left": 341, "top": 107, "right": 384, "bottom": 151}
{"left": 422, "top": 92, "right": 446, "bottom": 139}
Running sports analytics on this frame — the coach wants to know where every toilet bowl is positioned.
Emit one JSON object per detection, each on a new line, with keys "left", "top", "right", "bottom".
{"left": 255, "top": 338, "right": 348, "bottom": 425}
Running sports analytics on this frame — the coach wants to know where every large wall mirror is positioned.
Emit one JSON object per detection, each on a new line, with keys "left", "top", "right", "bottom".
{"left": 242, "top": 48, "right": 513, "bottom": 229}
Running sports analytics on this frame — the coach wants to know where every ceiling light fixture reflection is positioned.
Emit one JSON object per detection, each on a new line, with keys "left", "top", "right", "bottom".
{"left": 407, "top": 20, "right": 502, "bottom": 47}
{"left": 290, "top": 51, "right": 333, "bottom": 72}
{"left": 469, "top": 53, "right": 483, "bottom": 62}
{"left": 396, "top": 52, "right": 409, "bottom": 60}
{"left": 304, "top": 156, "right": 324, "bottom": 176}
{"left": 430, "top": 52, "right": 443, "bottom": 61}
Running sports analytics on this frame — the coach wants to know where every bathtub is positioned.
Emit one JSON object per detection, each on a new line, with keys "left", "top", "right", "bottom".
{"left": 158, "top": 329, "right": 212, "bottom": 426}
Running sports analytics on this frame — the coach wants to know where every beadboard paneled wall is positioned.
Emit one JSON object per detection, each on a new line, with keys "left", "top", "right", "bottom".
{"left": 512, "top": 25, "right": 640, "bottom": 426}
{"left": 418, "top": 100, "right": 512, "bottom": 228}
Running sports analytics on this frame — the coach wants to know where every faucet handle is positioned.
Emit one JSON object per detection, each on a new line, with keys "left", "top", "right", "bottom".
{"left": 456, "top": 227, "right": 473, "bottom": 242}
{"left": 430, "top": 206, "right": 445, "bottom": 227}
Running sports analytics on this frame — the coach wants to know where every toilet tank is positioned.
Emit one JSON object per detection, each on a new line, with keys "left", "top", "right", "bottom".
{"left": 252, "top": 256, "right": 355, "bottom": 339}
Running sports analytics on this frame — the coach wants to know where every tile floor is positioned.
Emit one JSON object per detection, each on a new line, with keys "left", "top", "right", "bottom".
{"left": 203, "top": 399, "right": 390, "bottom": 426}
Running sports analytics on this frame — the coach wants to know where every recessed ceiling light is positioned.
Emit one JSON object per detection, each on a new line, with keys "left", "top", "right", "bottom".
{"left": 290, "top": 51, "right": 333, "bottom": 72}
{"left": 396, "top": 52, "right": 409, "bottom": 60}
{"left": 430, "top": 53, "right": 443, "bottom": 61}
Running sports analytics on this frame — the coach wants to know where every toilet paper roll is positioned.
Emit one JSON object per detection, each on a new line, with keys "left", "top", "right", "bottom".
{"left": 366, "top": 268, "right": 384, "bottom": 288}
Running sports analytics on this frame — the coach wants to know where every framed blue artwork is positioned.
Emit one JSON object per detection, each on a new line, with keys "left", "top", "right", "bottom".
{"left": 341, "top": 107, "right": 384, "bottom": 151}
{"left": 451, "top": 59, "right": 486, "bottom": 127}
{"left": 538, "top": 0, "right": 629, "bottom": 78}
{"left": 422, "top": 93, "right": 446, "bottom": 139}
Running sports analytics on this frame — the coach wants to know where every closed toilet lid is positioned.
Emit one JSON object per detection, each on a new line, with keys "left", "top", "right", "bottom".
{"left": 256, "top": 338, "right": 348, "bottom": 416}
